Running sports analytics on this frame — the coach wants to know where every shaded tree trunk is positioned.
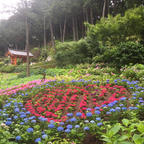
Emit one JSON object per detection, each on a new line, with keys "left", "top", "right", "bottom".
{"left": 43, "top": 15, "right": 46, "bottom": 50}
{"left": 59, "top": 23, "right": 63, "bottom": 42}
{"left": 85, "top": 8, "right": 89, "bottom": 22}
{"left": 50, "top": 19, "right": 55, "bottom": 48}
{"left": 107, "top": 0, "right": 110, "bottom": 15}
{"left": 72, "top": 16, "right": 76, "bottom": 41}
{"left": 102, "top": 0, "right": 106, "bottom": 17}
{"left": 25, "top": 15, "right": 30, "bottom": 77}
{"left": 82, "top": 8, "right": 86, "bottom": 37}
{"left": 62, "top": 16, "right": 66, "bottom": 42}
{"left": 90, "top": 8, "right": 93, "bottom": 24}
{"left": 81, "top": 20, "right": 84, "bottom": 38}
{"left": 75, "top": 17, "right": 79, "bottom": 40}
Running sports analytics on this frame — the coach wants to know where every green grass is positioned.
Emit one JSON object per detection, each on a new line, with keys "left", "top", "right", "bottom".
{"left": 0, "top": 73, "right": 42, "bottom": 89}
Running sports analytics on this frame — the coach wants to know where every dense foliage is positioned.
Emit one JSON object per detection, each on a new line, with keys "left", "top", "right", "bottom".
{"left": 93, "top": 41, "right": 144, "bottom": 68}
{"left": 0, "top": 0, "right": 143, "bottom": 56}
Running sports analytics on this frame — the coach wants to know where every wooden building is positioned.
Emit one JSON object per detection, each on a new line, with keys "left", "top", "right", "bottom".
{"left": 6, "top": 49, "right": 33, "bottom": 65}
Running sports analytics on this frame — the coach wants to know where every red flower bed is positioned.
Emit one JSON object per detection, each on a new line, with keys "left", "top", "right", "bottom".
{"left": 25, "top": 84, "right": 129, "bottom": 122}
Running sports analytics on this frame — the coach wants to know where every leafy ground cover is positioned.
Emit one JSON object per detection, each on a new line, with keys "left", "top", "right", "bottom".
{"left": 0, "top": 78, "right": 144, "bottom": 144}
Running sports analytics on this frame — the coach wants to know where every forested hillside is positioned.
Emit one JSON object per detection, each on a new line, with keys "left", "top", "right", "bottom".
{"left": 0, "top": 0, "right": 143, "bottom": 56}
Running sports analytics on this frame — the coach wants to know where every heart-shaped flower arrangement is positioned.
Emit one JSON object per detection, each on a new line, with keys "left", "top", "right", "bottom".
{"left": 25, "top": 84, "right": 130, "bottom": 122}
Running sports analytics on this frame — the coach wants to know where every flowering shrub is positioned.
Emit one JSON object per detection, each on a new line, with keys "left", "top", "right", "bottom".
{"left": 0, "top": 79, "right": 144, "bottom": 143}
{"left": 25, "top": 84, "right": 129, "bottom": 122}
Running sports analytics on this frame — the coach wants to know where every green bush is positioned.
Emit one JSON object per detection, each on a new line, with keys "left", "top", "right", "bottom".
{"left": 121, "top": 69, "right": 137, "bottom": 80}
{"left": 120, "top": 64, "right": 144, "bottom": 80}
{"left": 13, "top": 64, "right": 27, "bottom": 73}
{"left": 114, "top": 41, "right": 144, "bottom": 68}
{"left": 4, "top": 58, "right": 11, "bottom": 65}
{"left": 86, "top": 6, "right": 144, "bottom": 51}
{"left": 0, "top": 62, "right": 4, "bottom": 67}
{"left": 31, "top": 47, "right": 40, "bottom": 62}
{"left": 93, "top": 42, "right": 144, "bottom": 68}
{"left": 17, "top": 72, "right": 27, "bottom": 78}
{"left": 0, "top": 65, "right": 15, "bottom": 73}
{"left": 54, "top": 39, "right": 90, "bottom": 66}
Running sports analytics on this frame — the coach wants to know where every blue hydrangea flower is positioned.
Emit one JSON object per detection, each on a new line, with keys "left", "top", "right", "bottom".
{"left": 20, "top": 114, "right": 26, "bottom": 118}
{"left": 106, "top": 112, "right": 111, "bottom": 115}
{"left": 101, "top": 104, "right": 107, "bottom": 107}
{"left": 38, "top": 117, "right": 47, "bottom": 122}
{"left": 35, "top": 138, "right": 41, "bottom": 143}
{"left": 14, "top": 115, "right": 18, "bottom": 119}
{"left": 22, "top": 108, "right": 26, "bottom": 111}
{"left": 86, "top": 112, "right": 92, "bottom": 117}
{"left": 59, "top": 122, "right": 64, "bottom": 125}
{"left": 76, "top": 112, "right": 82, "bottom": 117}
{"left": 108, "top": 103, "right": 114, "bottom": 107}
{"left": 84, "top": 126, "right": 89, "bottom": 131}
{"left": 24, "top": 118, "right": 28, "bottom": 122}
{"left": 75, "top": 125, "right": 80, "bottom": 128}
{"left": 31, "top": 120, "right": 36, "bottom": 123}
{"left": 7, "top": 118, "right": 12, "bottom": 121}
{"left": 16, "top": 136, "right": 21, "bottom": 141}
{"left": 48, "top": 124, "right": 55, "bottom": 128}
{"left": 114, "top": 80, "right": 117, "bottom": 83}
{"left": 27, "top": 127, "right": 34, "bottom": 133}
{"left": 122, "top": 107, "right": 127, "bottom": 110}
{"left": 50, "top": 120, "right": 55, "bottom": 124}
{"left": 87, "top": 108, "right": 91, "bottom": 111}
{"left": 109, "top": 108, "right": 115, "bottom": 112}
{"left": 106, "top": 79, "right": 109, "bottom": 84}
{"left": 139, "top": 100, "right": 144, "bottom": 103}
{"left": 95, "top": 107, "right": 100, "bottom": 110}
{"left": 115, "top": 107, "right": 121, "bottom": 111}
{"left": 20, "top": 122, "right": 24, "bottom": 125}
{"left": 95, "top": 110, "right": 101, "bottom": 115}
{"left": 29, "top": 116, "right": 36, "bottom": 120}
{"left": 70, "top": 117, "right": 77, "bottom": 122}
{"left": 96, "top": 117, "right": 101, "bottom": 121}
{"left": 26, "top": 111, "right": 31, "bottom": 115}
{"left": 19, "top": 112, "right": 25, "bottom": 115}
{"left": 67, "top": 113, "right": 73, "bottom": 117}
{"left": 132, "top": 93, "right": 137, "bottom": 96}
{"left": 120, "top": 97, "right": 126, "bottom": 101}
{"left": 65, "top": 129, "right": 71, "bottom": 133}
{"left": 119, "top": 104, "right": 124, "bottom": 107}
{"left": 5, "top": 121, "right": 12, "bottom": 126}
{"left": 42, "top": 134, "right": 48, "bottom": 139}
{"left": 129, "top": 107, "right": 135, "bottom": 110}
{"left": 57, "top": 126, "right": 64, "bottom": 131}
{"left": 14, "top": 108, "right": 20, "bottom": 113}
{"left": 66, "top": 124, "right": 73, "bottom": 129}
{"left": 97, "top": 122, "right": 103, "bottom": 126}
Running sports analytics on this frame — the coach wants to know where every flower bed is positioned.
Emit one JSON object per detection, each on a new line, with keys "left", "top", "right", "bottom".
{"left": 25, "top": 84, "right": 130, "bottom": 122}
{"left": 0, "top": 79, "right": 144, "bottom": 144}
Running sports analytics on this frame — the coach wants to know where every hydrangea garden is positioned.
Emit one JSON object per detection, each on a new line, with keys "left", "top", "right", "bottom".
{"left": 0, "top": 78, "right": 144, "bottom": 144}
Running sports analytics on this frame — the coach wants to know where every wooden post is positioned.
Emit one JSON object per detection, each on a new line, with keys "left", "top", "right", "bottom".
{"left": 14, "top": 56, "right": 17, "bottom": 65}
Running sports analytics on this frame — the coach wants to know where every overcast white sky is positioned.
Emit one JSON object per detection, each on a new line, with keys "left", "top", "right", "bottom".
{"left": 0, "top": 0, "right": 20, "bottom": 19}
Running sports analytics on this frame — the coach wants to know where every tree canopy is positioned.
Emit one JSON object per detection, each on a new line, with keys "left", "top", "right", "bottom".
{"left": 0, "top": 0, "right": 143, "bottom": 56}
